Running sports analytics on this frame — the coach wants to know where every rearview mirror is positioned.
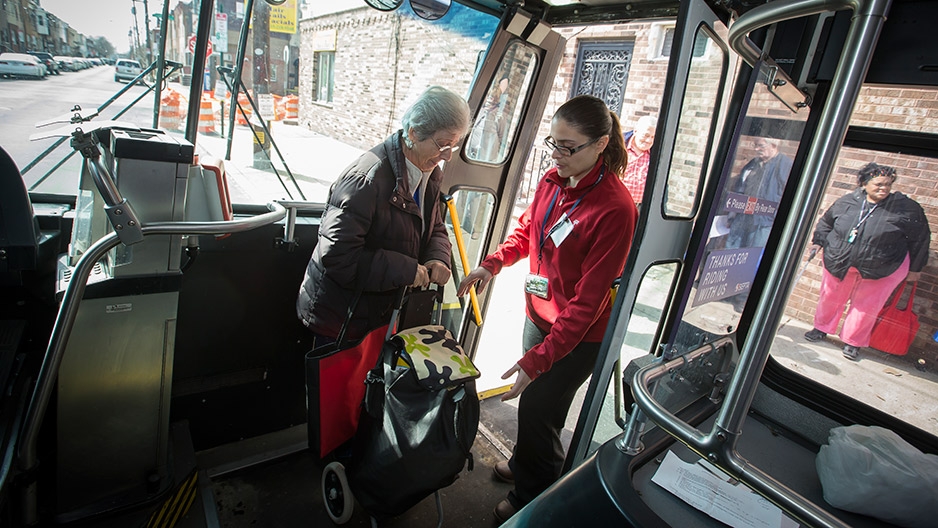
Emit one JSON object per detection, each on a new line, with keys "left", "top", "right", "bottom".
{"left": 364, "top": 0, "right": 405, "bottom": 11}
{"left": 410, "top": 0, "right": 452, "bottom": 20}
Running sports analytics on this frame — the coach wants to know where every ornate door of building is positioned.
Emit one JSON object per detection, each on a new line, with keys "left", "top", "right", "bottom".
{"left": 570, "top": 41, "right": 633, "bottom": 116}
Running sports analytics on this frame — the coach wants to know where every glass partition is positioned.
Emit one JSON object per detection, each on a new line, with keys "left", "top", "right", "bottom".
{"left": 663, "top": 25, "right": 727, "bottom": 218}
{"left": 673, "top": 61, "right": 808, "bottom": 355}
{"left": 443, "top": 188, "right": 496, "bottom": 336}
{"left": 465, "top": 40, "right": 539, "bottom": 165}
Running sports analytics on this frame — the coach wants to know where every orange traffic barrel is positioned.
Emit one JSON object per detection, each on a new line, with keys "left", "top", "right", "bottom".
{"left": 284, "top": 95, "right": 299, "bottom": 121}
{"left": 235, "top": 93, "right": 252, "bottom": 126}
{"left": 198, "top": 95, "right": 217, "bottom": 135}
{"left": 158, "top": 89, "right": 184, "bottom": 131}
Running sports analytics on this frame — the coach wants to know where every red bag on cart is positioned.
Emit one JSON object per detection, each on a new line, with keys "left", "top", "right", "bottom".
{"left": 306, "top": 323, "right": 390, "bottom": 459}
{"left": 870, "top": 282, "right": 920, "bottom": 356}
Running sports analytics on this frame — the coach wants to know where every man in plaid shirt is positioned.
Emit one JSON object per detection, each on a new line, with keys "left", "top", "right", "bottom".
{"left": 620, "top": 115, "right": 657, "bottom": 206}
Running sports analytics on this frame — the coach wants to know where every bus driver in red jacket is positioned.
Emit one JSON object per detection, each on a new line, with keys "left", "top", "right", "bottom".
{"left": 458, "top": 95, "right": 638, "bottom": 524}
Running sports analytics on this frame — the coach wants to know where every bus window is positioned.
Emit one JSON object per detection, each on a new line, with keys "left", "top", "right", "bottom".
{"left": 11, "top": 2, "right": 500, "bottom": 206}
{"left": 663, "top": 25, "right": 727, "bottom": 219}
{"left": 678, "top": 61, "right": 809, "bottom": 350}
{"left": 590, "top": 262, "right": 679, "bottom": 448}
{"left": 776, "top": 144, "right": 937, "bottom": 435}
{"left": 621, "top": 263, "right": 679, "bottom": 360}
{"left": 465, "top": 41, "right": 538, "bottom": 165}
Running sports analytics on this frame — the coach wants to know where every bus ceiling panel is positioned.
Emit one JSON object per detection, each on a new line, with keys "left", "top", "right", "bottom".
{"left": 542, "top": 0, "right": 685, "bottom": 26}
{"left": 456, "top": 0, "right": 700, "bottom": 26}
{"left": 797, "top": 2, "right": 938, "bottom": 88}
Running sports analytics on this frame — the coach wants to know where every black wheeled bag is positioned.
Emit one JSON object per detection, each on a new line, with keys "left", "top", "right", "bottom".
{"left": 347, "top": 324, "right": 481, "bottom": 518}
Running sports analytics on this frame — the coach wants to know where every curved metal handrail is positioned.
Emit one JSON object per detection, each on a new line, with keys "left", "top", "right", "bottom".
{"left": 631, "top": 340, "right": 851, "bottom": 528}
{"left": 14, "top": 202, "right": 286, "bottom": 523}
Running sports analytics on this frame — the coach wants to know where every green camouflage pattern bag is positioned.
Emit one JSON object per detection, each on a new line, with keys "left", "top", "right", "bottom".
{"left": 393, "top": 325, "right": 480, "bottom": 391}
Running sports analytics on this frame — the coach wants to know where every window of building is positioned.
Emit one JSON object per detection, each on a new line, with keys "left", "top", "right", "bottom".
{"left": 315, "top": 51, "right": 334, "bottom": 104}
{"left": 652, "top": 23, "right": 709, "bottom": 60}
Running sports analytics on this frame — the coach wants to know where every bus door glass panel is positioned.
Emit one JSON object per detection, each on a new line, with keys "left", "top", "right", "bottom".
{"left": 586, "top": 22, "right": 730, "bottom": 450}
{"left": 674, "top": 61, "right": 808, "bottom": 356}
{"left": 465, "top": 41, "right": 538, "bottom": 165}
{"left": 443, "top": 188, "right": 496, "bottom": 335}
{"left": 664, "top": 25, "right": 727, "bottom": 219}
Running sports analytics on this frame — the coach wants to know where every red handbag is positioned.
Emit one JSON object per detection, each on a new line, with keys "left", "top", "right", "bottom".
{"left": 869, "top": 282, "right": 920, "bottom": 356}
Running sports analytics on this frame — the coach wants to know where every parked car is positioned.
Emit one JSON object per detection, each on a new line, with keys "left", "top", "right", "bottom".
{"left": 114, "top": 59, "right": 143, "bottom": 83}
{"left": 54, "top": 56, "right": 75, "bottom": 72}
{"left": 0, "top": 53, "right": 46, "bottom": 79}
{"left": 27, "top": 51, "right": 59, "bottom": 75}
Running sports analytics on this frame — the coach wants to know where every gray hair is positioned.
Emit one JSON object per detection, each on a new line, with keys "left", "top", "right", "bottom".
{"left": 635, "top": 115, "right": 657, "bottom": 131}
{"left": 401, "top": 86, "right": 470, "bottom": 147}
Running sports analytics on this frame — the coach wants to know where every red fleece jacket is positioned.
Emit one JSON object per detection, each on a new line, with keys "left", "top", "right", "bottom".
{"left": 481, "top": 160, "right": 637, "bottom": 379}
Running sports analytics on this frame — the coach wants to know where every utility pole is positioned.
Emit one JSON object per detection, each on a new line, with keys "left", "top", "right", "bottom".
{"left": 142, "top": 0, "right": 152, "bottom": 65}
{"left": 131, "top": 0, "right": 141, "bottom": 61}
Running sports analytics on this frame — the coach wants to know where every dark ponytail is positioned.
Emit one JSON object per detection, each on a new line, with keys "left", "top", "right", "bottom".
{"left": 553, "top": 95, "right": 628, "bottom": 177}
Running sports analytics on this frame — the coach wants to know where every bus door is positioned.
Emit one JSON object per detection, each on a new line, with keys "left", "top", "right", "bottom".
{"left": 564, "top": 0, "right": 740, "bottom": 467}
{"left": 440, "top": 8, "right": 566, "bottom": 398}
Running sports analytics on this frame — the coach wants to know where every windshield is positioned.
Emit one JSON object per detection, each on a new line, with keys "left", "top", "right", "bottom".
{"left": 5, "top": 0, "right": 498, "bottom": 205}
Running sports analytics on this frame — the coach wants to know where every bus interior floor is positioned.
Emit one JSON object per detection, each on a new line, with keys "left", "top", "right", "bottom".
{"left": 203, "top": 397, "right": 520, "bottom": 527}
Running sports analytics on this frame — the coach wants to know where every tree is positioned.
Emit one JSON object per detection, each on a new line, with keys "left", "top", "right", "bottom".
{"left": 91, "top": 37, "right": 116, "bottom": 59}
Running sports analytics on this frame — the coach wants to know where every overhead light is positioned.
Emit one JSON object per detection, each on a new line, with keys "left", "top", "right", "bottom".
{"left": 544, "top": 0, "right": 581, "bottom": 5}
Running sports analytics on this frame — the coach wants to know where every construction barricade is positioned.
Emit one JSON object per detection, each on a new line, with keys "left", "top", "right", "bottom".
{"left": 235, "top": 92, "right": 252, "bottom": 126}
{"left": 158, "top": 88, "right": 186, "bottom": 132}
{"left": 198, "top": 95, "right": 217, "bottom": 135}
{"left": 285, "top": 95, "right": 299, "bottom": 122}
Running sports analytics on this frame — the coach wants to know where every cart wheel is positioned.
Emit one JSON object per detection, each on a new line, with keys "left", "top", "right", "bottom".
{"left": 322, "top": 461, "right": 353, "bottom": 524}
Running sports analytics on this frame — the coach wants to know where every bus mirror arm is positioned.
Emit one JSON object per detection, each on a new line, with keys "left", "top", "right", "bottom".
{"left": 70, "top": 129, "right": 146, "bottom": 246}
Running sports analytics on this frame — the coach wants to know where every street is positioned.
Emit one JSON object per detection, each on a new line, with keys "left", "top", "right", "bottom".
{"left": 0, "top": 64, "right": 156, "bottom": 195}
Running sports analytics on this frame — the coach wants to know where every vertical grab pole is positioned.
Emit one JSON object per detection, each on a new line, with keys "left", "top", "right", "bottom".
{"left": 442, "top": 194, "right": 483, "bottom": 327}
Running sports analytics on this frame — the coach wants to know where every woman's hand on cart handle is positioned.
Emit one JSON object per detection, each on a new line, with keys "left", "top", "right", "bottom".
{"left": 425, "top": 260, "right": 451, "bottom": 285}
{"left": 907, "top": 271, "right": 921, "bottom": 282}
{"left": 413, "top": 264, "right": 430, "bottom": 288}
{"left": 458, "top": 267, "right": 493, "bottom": 296}
{"left": 500, "top": 363, "right": 532, "bottom": 401}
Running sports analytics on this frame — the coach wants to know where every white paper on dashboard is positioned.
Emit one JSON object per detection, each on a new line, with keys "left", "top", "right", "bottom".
{"left": 651, "top": 450, "right": 798, "bottom": 528}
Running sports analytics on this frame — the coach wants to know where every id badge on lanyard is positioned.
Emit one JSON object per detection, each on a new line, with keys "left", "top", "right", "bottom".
{"left": 524, "top": 273, "right": 549, "bottom": 299}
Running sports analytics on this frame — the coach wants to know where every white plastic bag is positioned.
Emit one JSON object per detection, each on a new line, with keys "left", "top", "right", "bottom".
{"left": 816, "top": 424, "right": 938, "bottom": 528}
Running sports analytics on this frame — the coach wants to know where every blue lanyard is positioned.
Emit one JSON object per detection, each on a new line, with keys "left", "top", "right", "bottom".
{"left": 537, "top": 167, "right": 604, "bottom": 265}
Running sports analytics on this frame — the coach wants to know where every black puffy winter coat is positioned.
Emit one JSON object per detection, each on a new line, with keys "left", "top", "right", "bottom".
{"left": 296, "top": 131, "right": 451, "bottom": 339}
{"left": 812, "top": 189, "right": 930, "bottom": 280}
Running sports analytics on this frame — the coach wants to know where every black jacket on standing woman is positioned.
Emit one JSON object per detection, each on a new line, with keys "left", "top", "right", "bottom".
{"left": 296, "top": 131, "right": 452, "bottom": 340}
{"left": 812, "top": 188, "right": 930, "bottom": 280}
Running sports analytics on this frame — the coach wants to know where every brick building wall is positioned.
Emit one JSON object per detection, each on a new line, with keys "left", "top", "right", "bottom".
{"left": 297, "top": 7, "right": 491, "bottom": 152}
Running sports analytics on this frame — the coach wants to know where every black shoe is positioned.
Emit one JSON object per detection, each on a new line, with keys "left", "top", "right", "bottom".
{"left": 842, "top": 345, "right": 860, "bottom": 360}
{"left": 804, "top": 329, "right": 827, "bottom": 342}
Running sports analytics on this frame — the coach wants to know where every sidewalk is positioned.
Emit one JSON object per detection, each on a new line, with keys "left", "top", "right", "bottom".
{"left": 191, "top": 116, "right": 364, "bottom": 205}
{"left": 773, "top": 315, "right": 937, "bottom": 432}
